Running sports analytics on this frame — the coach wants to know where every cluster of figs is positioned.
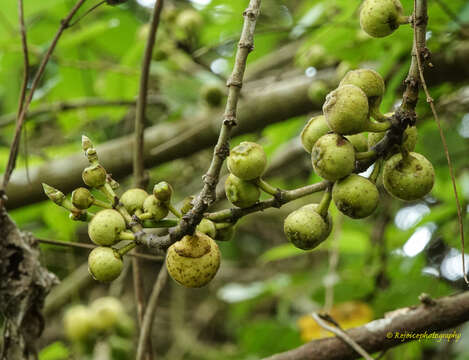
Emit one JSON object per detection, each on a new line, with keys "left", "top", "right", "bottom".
{"left": 284, "top": 67, "right": 435, "bottom": 251}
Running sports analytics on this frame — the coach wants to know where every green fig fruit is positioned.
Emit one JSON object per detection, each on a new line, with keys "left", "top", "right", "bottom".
{"left": 360, "top": 0, "right": 407, "bottom": 38}
{"left": 71, "top": 187, "right": 95, "bottom": 209}
{"left": 176, "top": 9, "right": 203, "bottom": 32}
{"left": 284, "top": 204, "right": 331, "bottom": 250}
{"left": 88, "top": 209, "right": 126, "bottom": 246}
{"left": 346, "top": 133, "right": 368, "bottom": 152}
{"left": 153, "top": 181, "right": 173, "bottom": 203}
{"left": 201, "top": 83, "right": 225, "bottom": 107}
{"left": 196, "top": 218, "right": 217, "bottom": 238}
{"left": 332, "top": 174, "right": 379, "bottom": 218}
{"left": 225, "top": 174, "right": 260, "bottom": 208}
{"left": 308, "top": 81, "right": 330, "bottom": 104}
{"left": 90, "top": 297, "right": 125, "bottom": 331}
{"left": 339, "top": 69, "right": 385, "bottom": 109}
{"left": 166, "top": 232, "right": 221, "bottom": 288}
{"left": 82, "top": 164, "right": 107, "bottom": 188}
{"left": 300, "top": 115, "right": 331, "bottom": 153}
{"left": 323, "top": 85, "right": 389, "bottom": 135}
{"left": 143, "top": 195, "right": 169, "bottom": 221}
{"left": 64, "top": 305, "right": 94, "bottom": 342}
{"left": 227, "top": 141, "right": 267, "bottom": 180}
{"left": 312, "top": 133, "right": 356, "bottom": 181}
{"left": 88, "top": 247, "right": 123, "bottom": 282}
{"left": 120, "top": 188, "right": 148, "bottom": 214}
{"left": 383, "top": 152, "right": 434, "bottom": 201}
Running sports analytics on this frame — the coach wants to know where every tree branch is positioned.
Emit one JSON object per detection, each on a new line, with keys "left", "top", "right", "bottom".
{"left": 132, "top": 1, "right": 165, "bottom": 358}
{"left": 0, "top": 97, "right": 165, "bottom": 128}
{"left": 167, "top": 0, "right": 263, "bottom": 243}
{"left": 263, "top": 292, "right": 469, "bottom": 360}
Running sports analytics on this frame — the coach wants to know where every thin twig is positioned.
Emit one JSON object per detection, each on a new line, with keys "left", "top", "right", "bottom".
{"left": 37, "top": 238, "right": 164, "bottom": 262}
{"left": 132, "top": 1, "right": 165, "bottom": 358}
{"left": 133, "top": 0, "right": 164, "bottom": 189}
{"left": 16, "top": 0, "right": 29, "bottom": 119}
{"left": 167, "top": 0, "right": 262, "bottom": 244}
{"left": 0, "top": 97, "right": 165, "bottom": 128}
{"left": 136, "top": 265, "right": 168, "bottom": 360}
{"left": 311, "top": 313, "right": 375, "bottom": 360}
{"left": 1, "top": 0, "right": 88, "bottom": 206}
{"left": 412, "top": 0, "right": 467, "bottom": 284}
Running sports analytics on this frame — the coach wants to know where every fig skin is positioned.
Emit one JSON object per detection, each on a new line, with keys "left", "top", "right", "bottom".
{"left": 120, "top": 188, "right": 148, "bottom": 214}
{"left": 90, "top": 297, "right": 125, "bottom": 331}
{"left": 360, "top": 0, "right": 405, "bottom": 38}
{"left": 346, "top": 133, "right": 368, "bottom": 152}
{"left": 383, "top": 152, "right": 435, "bottom": 201}
{"left": 88, "top": 209, "right": 126, "bottom": 246}
{"left": 88, "top": 247, "right": 123, "bottom": 282}
{"left": 311, "top": 133, "right": 356, "bottom": 181}
{"left": 300, "top": 115, "right": 331, "bottom": 153}
{"left": 166, "top": 232, "right": 221, "bottom": 288}
{"left": 225, "top": 174, "right": 260, "bottom": 208}
{"left": 63, "top": 305, "right": 94, "bottom": 342}
{"left": 72, "top": 187, "right": 94, "bottom": 209}
{"left": 284, "top": 204, "right": 331, "bottom": 250}
{"left": 323, "top": 85, "right": 370, "bottom": 135}
{"left": 82, "top": 164, "right": 107, "bottom": 188}
{"left": 227, "top": 141, "right": 267, "bottom": 180}
{"left": 143, "top": 195, "right": 169, "bottom": 221}
{"left": 332, "top": 174, "right": 379, "bottom": 218}
{"left": 196, "top": 218, "right": 217, "bottom": 238}
{"left": 339, "top": 69, "right": 385, "bottom": 108}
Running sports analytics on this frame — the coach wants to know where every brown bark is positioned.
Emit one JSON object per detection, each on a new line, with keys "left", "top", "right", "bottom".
{"left": 263, "top": 292, "right": 469, "bottom": 360}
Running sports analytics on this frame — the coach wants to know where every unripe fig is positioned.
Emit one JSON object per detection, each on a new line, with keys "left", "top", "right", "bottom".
{"left": 143, "top": 195, "right": 169, "bottom": 221}
{"left": 176, "top": 9, "right": 203, "bottom": 32}
{"left": 332, "top": 174, "right": 379, "bottom": 218}
{"left": 196, "top": 218, "right": 217, "bottom": 238}
{"left": 383, "top": 152, "right": 434, "bottom": 201}
{"left": 166, "top": 232, "right": 221, "bottom": 288}
{"left": 64, "top": 305, "right": 93, "bottom": 342}
{"left": 201, "top": 84, "right": 224, "bottom": 107}
{"left": 153, "top": 181, "right": 173, "bottom": 203}
{"left": 284, "top": 204, "right": 331, "bottom": 250}
{"left": 312, "top": 133, "right": 356, "bottom": 181}
{"left": 82, "top": 164, "right": 107, "bottom": 188}
{"left": 72, "top": 187, "right": 95, "bottom": 209}
{"left": 180, "top": 196, "right": 194, "bottom": 215}
{"left": 88, "top": 209, "right": 126, "bottom": 246}
{"left": 300, "top": 115, "right": 331, "bottom": 153}
{"left": 225, "top": 174, "right": 260, "bottom": 208}
{"left": 88, "top": 247, "right": 123, "bottom": 282}
{"left": 301, "top": 204, "right": 333, "bottom": 237}
{"left": 323, "top": 85, "right": 390, "bottom": 135}
{"left": 345, "top": 133, "right": 368, "bottom": 152}
{"left": 368, "top": 126, "right": 418, "bottom": 152}
{"left": 339, "top": 69, "right": 385, "bottom": 108}
{"left": 296, "top": 44, "right": 334, "bottom": 68}
{"left": 360, "top": 0, "right": 406, "bottom": 38}
{"left": 90, "top": 297, "right": 124, "bottom": 331}
{"left": 120, "top": 188, "right": 148, "bottom": 214}
{"left": 215, "top": 225, "right": 236, "bottom": 242}
{"left": 307, "top": 81, "right": 330, "bottom": 104}
{"left": 227, "top": 141, "right": 267, "bottom": 180}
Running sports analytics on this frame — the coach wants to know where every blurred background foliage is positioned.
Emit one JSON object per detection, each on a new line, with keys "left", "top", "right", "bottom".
{"left": 1, "top": 0, "right": 469, "bottom": 359}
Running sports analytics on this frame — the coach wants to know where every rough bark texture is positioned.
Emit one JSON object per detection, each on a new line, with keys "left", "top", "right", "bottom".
{"left": 263, "top": 291, "right": 469, "bottom": 360}
{"left": 0, "top": 209, "right": 58, "bottom": 360}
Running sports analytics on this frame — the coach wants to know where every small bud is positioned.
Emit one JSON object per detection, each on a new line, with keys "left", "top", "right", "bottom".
{"left": 153, "top": 181, "right": 173, "bottom": 203}
{"left": 82, "top": 135, "right": 93, "bottom": 152}
{"left": 180, "top": 196, "right": 194, "bottom": 215}
{"left": 82, "top": 164, "right": 107, "bottom": 188}
{"left": 42, "top": 183, "right": 65, "bottom": 204}
{"left": 71, "top": 187, "right": 95, "bottom": 209}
